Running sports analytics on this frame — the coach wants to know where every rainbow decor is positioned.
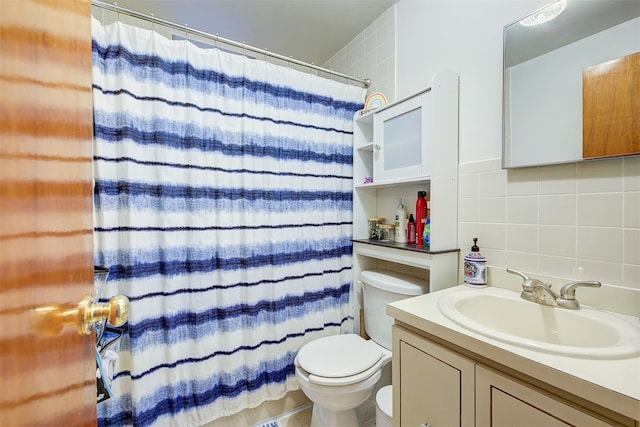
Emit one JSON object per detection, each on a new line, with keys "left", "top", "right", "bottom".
{"left": 364, "top": 92, "right": 387, "bottom": 111}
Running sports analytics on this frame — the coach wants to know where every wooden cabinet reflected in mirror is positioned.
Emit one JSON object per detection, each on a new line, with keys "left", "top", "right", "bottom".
{"left": 583, "top": 51, "right": 640, "bottom": 159}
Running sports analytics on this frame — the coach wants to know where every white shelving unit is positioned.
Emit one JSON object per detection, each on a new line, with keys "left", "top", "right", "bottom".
{"left": 352, "top": 71, "right": 460, "bottom": 311}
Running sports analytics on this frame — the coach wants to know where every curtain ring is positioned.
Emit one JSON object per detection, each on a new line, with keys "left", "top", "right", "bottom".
{"left": 215, "top": 33, "right": 219, "bottom": 48}
{"left": 289, "top": 56, "right": 292, "bottom": 71}
{"left": 150, "top": 13, "right": 154, "bottom": 30}
{"left": 113, "top": 2, "right": 119, "bottom": 22}
{"left": 264, "top": 48, "right": 268, "bottom": 63}
{"left": 184, "top": 23, "right": 188, "bottom": 39}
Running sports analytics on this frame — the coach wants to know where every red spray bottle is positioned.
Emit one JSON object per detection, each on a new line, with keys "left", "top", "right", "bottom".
{"left": 415, "top": 191, "right": 427, "bottom": 245}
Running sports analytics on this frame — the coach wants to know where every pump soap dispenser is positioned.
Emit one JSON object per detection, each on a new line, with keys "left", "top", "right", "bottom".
{"left": 464, "top": 238, "right": 487, "bottom": 288}
{"left": 395, "top": 198, "right": 407, "bottom": 243}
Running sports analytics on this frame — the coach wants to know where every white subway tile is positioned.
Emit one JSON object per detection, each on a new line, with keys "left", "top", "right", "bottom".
{"left": 622, "top": 264, "right": 640, "bottom": 289}
{"left": 539, "top": 255, "right": 577, "bottom": 278}
{"left": 623, "top": 229, "right": 640, "bottom": 265}
{"left": 577, "top": 227, "right": 623, "bottom": 263}
{"left": 478, "top": 169, "right": 507, "bottom": 197}
{"left": 458, "top": 197, "right": 478, "bottom": 222}
{"left": 623, "top": 192, "right": 640, "bottom": 228}
{"left": 458, "top": 222, "right": 479, "bottom": 248}
{"left": 538, "top": 162, "right": 577, "bottom": 195}
{"left": 539, "top": 194, "right": 576, "bottom": 226}
{"left": 539, "top": 226, "right": 576, "bottom": 258}
{"left": 478, "top": 196, "right": 505, "bottom": 223}
{"left": 476, "top": 223, "right": 505, "bottom": 250}
{"left": 506, "top": 167, "right": 538, "bottom": 196}
{"left": 577, "top": 259, "right": 623, "bottom": 286}
{"left": 577, "top": 158, "right": 623, "bottom": 193}
{"left": 480, "top": 247, "right": 505, "bottom": 268}
{"left": 458, "top": 173, "right": 478, "bottom": 198}
{"left": 506, "top": 224, "right": 537, "bottom": 253}
{"left": 577, "top": 193, "right": 622, "bottom": 227}
{"left": 623, "top": 156, "right": 640, "bottom": 192}
{"left": 505, "top": 251, "right": 538, "bottom": 273}
{"left": 507, "top": 195, "right": 538, "bottom": 225}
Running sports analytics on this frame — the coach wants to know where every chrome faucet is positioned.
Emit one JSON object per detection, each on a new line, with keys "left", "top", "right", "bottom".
{"left": 506, "top": 268, "right": 601, "bottom": 309}
{"left": 506, "top": 268, "right": 549, "bottom": 303}
{"left": 556, "top": 280, "right": 602, "bottom": 309}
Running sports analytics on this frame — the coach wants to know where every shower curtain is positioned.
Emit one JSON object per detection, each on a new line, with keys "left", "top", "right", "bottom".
{"left": 91, "top": 17, "right": 365, "bottom": 427}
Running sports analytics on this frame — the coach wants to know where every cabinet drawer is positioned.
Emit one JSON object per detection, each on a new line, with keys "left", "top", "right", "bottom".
{"left": 476, "top": 364, "right": 621, "bottom": 427}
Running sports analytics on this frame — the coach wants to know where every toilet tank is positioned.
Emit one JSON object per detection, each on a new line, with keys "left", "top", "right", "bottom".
{"left": 361, "top": 270, "right": 428, "bottom": 350}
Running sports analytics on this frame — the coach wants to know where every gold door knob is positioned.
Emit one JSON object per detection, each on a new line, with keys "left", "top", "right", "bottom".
{"left": 33, "top": 294, "right": 129, "bottom": 336}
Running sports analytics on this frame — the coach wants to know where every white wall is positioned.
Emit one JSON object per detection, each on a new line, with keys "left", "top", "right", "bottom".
{"left": 396, "top": 0, "right": 549, "bottom": 163}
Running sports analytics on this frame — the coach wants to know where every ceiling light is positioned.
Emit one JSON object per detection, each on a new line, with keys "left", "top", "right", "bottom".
{"left": 519, "top": 0, "right": 568, "bottom": 27}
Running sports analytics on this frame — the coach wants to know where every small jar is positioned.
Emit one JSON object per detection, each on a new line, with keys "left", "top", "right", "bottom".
{"left": 378, "top": 224, "right": 395, "bottom": 241}
{"left": 368, "top": 217, "right": 385, "bottom": 240}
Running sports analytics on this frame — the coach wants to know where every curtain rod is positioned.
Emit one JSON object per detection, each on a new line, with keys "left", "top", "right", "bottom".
{"left": 91, "top": 0, "right": 371, "bottom": 88}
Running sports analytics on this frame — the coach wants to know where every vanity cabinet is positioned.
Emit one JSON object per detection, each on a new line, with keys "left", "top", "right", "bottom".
{"left": 392, "top": 324, "right": 633, "bottom": 427}
{"left": 392, "top": 326, "right": 475, "bottom": 427}
{"left": 352, "top": 71, "right": 460, "bottom": 304}
{"left": 476, "top": 365, "right": 615, "bottom": 427}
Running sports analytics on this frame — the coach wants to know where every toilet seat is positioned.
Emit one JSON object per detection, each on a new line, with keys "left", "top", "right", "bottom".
{"left": 296, "top": 334, "right": 383, "bottom": 386}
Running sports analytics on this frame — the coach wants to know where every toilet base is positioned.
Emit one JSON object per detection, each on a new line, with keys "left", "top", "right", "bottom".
{"left": 310, "top": 403, "right": 359, "bottom": 427}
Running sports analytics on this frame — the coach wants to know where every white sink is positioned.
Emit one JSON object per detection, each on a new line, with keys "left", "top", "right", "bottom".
{"left": 437, "top": 287, "right": 640, "bottom": 359}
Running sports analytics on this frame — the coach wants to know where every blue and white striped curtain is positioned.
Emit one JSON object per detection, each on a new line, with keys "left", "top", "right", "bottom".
{"left": 91, "top": 17, "right": 365, "bottom": 427}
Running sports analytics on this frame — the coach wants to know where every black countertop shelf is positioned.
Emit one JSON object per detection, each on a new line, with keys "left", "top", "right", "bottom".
{"left": 352, "top": 239, "right": 460, "bottom": 255}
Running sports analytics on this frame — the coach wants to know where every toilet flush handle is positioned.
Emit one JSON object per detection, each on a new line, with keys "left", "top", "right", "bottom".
{"left": 418, "top": 423, "right": 431, "bottom": 427}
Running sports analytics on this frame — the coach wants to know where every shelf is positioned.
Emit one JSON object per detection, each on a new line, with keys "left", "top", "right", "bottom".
{"left": 356, "top": 142, "right": 374, "bottom": 152}
{"left": 355, "top": 109, "right": 375, "bottom": 123}
{"left": 352, "top": 239, "right": 459, "bottom": 270}
{"left": 353, "top": 239, "right": 459, "bottom": 255}
{"left": 354, "top": 175, "right": 430, "bottom": 189}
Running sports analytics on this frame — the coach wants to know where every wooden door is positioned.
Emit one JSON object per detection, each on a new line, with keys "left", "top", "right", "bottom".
{"left": 0, "top": 1, "right": 95, "bottom": 425}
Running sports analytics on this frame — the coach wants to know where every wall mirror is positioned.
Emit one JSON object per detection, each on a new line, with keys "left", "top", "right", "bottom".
{"left": 503, "top": 0, "right": 640, "bottom": 169}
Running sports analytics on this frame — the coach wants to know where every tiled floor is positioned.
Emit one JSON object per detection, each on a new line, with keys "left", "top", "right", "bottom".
{"left": 278, "top": 406, "right": 377, "bottom": 427}
{"left": 279, "top": 405, "right": 312, "bottom": 427}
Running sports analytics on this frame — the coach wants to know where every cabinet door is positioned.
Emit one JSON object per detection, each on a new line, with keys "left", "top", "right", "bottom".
{"left": 476, "top": 365, "right": 617, "bottom": 427}
{"left": 393, "top": 326, "right": 475, "bottom": 427}
{"left": 373, "top": 93, "right": 429, "bottom": 183}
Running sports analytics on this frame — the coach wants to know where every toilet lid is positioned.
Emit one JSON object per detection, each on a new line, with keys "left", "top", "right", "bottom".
{"left": 296, "top": 334, "right": 382, "bottom": 378}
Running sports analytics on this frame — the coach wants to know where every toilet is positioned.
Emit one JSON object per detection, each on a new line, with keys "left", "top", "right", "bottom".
{"left": 295, "top": 270, "right": 427, "bottom": 427}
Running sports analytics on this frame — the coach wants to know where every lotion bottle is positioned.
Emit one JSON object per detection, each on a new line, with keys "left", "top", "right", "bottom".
{"left": 463, "top": 238, "right": 487, "bottom": 287}
{"left": 395, "top": 198, "right": 407, "bottom": 243}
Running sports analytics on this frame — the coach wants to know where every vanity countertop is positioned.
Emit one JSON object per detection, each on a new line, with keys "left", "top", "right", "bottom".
{"left": 387, "top": 285, "right": 640, "bottom": 421}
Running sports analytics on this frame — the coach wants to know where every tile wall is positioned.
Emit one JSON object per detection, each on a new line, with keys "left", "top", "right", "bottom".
{"left": 323, "top": 6, "right": 396, "bottom": 102}
{"left": 459, "top": 156, "right": 639, "bottom": 316}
